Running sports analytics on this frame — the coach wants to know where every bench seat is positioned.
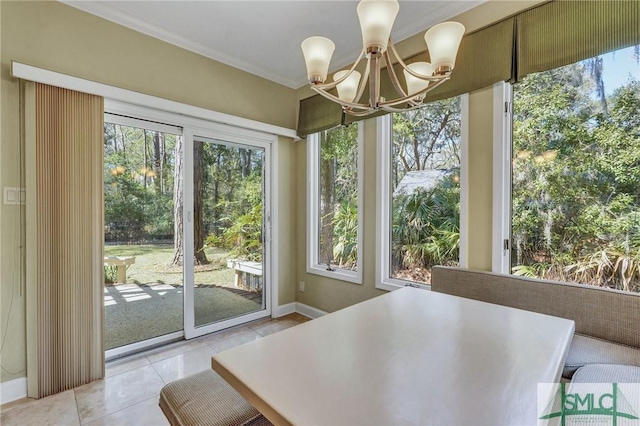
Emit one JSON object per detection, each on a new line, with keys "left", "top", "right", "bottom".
{"left": 159, "top": 369, "right": 272, "bottom": 426}
{"left": 565, "top": 334, "right": 640, "bottom": 379}
{"left": 571, "top": 363, "right": 640, "bottom": 383}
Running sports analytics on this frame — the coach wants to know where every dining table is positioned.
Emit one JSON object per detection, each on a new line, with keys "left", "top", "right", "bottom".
{"left": 211, "top": 287, "right": 575, "bottom": 425}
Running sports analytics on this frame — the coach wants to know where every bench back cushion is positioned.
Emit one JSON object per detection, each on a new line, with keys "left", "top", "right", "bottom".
{"left": 431, "top": 266, "right": 640, "bottom": 349}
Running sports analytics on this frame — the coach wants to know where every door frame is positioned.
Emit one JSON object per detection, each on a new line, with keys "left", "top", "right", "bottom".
{"left": 183, "top": 125, "right": 275, "bottom": 339}
{"left": 103, "top": 100, "right": 280, "bottom": 355}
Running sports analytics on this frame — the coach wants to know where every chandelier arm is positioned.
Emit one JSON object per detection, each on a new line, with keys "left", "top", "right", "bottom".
{"left": 342, "top": 108, "right": 376, "bottom": 117}
{"left": 382, "top": 48, "right": 409, "bottom": 99}
{"left": 387, "top": 40, "right": 448, "bottom": 81}
{"left": 305, "top": 29, "right": 459, "bottom": 116}
{"left": 310, "top": 85, "right": 373, "bottom": 112}
{"left": 312, "top": 47, "right": 367, "bottom": 90}
{"left": 353, "top": 56, "right": 371, "bottom": 105}
{"left": 380, "top": 103, "right": 424, "bottom": 113}
{"left": 379, "top": 77, "right": 449, "bottom": 108}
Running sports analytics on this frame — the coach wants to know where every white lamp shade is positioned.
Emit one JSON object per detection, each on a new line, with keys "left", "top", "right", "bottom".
{"left": 424, "top": 21, "right": 465, "bottom": 70}
{"left": 333, "top": 70, "right": 362, "bottom": 103}
{"left": 403, "top": 62, "right": 434, "bottom": 97}
{"left": 301, "top": 36, "right": 336, "bottom": 82}
{"left": 356, "top": 0, "right": 399, "bottom": 52}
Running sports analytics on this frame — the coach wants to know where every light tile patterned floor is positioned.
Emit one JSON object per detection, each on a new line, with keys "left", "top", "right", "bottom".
{"left": 0, "top": 313, "right": 310, "bottom": 426}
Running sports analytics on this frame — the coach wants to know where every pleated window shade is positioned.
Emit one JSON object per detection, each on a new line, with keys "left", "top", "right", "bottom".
{"left": 516, "top": 0, "right": 640, "bottom": 82}
{"left": 408, "top": 18, "right": 515, "bottom": 104}
{"left": 298, "top": 90, "right": 346, "bottom": 138}
{"left": 28, "top": 83, "right": 104, "bottom": 398}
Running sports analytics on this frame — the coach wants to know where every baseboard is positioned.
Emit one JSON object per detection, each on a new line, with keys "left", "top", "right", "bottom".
{"left": 274, "top": 302, "right": 296, "bottom": 318}
{"left": 277, "top": 302, "right": 328, "bottom": 319}
{"left": 295, "top": 302, "right": 328, "bottom": 319}
{"left": 0, "top": 377, "right": 27, "bottom": 404}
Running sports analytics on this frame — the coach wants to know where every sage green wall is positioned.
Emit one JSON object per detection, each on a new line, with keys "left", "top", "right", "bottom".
{"left": 0, "top": 0, "right": 297, "bottom": 384}
{"left": 3, "top": 1, "right": 297, "bottom": 129}
{"left": 277, "top": 136, "right": 297, "bottom": 306}
{"left": 466, "top": 86, "right": 495, "bottom": 271}
{"left": 0, "top": 30, "right": 27, "bottom": 387}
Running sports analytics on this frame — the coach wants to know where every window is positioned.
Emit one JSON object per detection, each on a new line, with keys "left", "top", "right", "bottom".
{"left": 307, "top": 124, "right": 363, "bottom": 284}
{"left": 377, "top": 97, "right": 464, "bottom": 290}
{"left": 508, "top": 45, "right": 640, "bottom": 293}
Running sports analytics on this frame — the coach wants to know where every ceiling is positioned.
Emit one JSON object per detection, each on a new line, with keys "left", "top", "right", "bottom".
{"left": 63, "top": 1, "right": 484, "bottom": 89}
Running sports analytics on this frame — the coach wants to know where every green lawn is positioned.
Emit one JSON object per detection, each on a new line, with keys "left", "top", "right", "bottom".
{"left": 103, "top": 244, "right": 264, "bottom": 349}
{"left": 104, "top": 244, "right": 235, "bottom": 286}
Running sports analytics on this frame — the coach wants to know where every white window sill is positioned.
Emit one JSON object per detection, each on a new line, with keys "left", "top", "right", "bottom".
{"left": 307, "top": 265, "right": 362, "bottom": 285}
{"left": 376, "top": 277, "right": 431, "bottom": 292}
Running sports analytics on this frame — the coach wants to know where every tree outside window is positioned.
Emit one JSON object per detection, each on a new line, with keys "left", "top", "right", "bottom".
{"left": 512, "top": 45, "right": 640, "bottom": 293}
{"left": 318, "top": 125, "right": 359, "bottom": 270}
{"left": 389, "top": 96, "right": 462, "bottom": 284}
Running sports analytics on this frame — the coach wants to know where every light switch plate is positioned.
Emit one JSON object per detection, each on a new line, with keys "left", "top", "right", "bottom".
{"left": 3, "top": 187, "right": 26, "bottom": 205}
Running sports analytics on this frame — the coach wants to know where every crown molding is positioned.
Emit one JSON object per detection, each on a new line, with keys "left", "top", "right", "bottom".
{"left": 61, "top": 0, "right": 301, "bottom": 89}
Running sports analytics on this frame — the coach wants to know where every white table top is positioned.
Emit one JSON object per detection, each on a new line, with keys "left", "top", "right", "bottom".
{"left": 211, "top": 287, "right": 575, "bottom": 426}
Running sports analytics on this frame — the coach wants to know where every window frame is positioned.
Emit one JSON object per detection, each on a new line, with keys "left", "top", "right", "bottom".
{"left": 492, "top": 82, "right": 513, "bottom": 274}
{"left": 306, "top": 124, "right": 364, "bottom": 285}
{"left": 498, "top": 46, "right": 640, "bottom": 287}
{"left": 376, "top": 96, "right": 469, "bottom": 292}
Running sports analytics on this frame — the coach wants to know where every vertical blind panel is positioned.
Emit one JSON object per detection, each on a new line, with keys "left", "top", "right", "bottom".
{"left": 35, "top": 83, "right": 104, "bottom": 398}
{"left": 516, "top": 0, "right": 640, "bottom": 81}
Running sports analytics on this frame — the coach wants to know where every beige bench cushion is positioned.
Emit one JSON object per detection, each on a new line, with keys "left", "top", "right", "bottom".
{"left": 571, "top": 364, "right": 640, "bottom": 383}
{"left": 564, "top": 334, "right": 640, "bottom": 379}
{"left": 159, "top": 369, "right": 270, "bottom": 426}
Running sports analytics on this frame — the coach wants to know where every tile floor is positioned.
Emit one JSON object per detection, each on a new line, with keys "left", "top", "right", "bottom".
{"left": 0, "top": 313, "right": 310, "bottom": 426}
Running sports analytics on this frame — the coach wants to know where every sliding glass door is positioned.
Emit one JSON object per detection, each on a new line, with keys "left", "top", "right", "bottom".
{"left": 183, "top": 131, "right": 271, "bottom": 338}
{"left": 103, "top": 103, "right": 274, "bottom": 355}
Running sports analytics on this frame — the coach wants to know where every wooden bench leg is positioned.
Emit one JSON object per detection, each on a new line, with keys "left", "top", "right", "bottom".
{"left": 234, "top": 269, "right": 242, "bottom": 288}
{"left": 116, "top": 265, "right": 127, "bottom": 283}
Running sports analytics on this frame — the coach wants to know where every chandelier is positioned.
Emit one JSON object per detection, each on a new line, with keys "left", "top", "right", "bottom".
{"left": 301, "top": 0, "right": 465, "bottom": 117}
